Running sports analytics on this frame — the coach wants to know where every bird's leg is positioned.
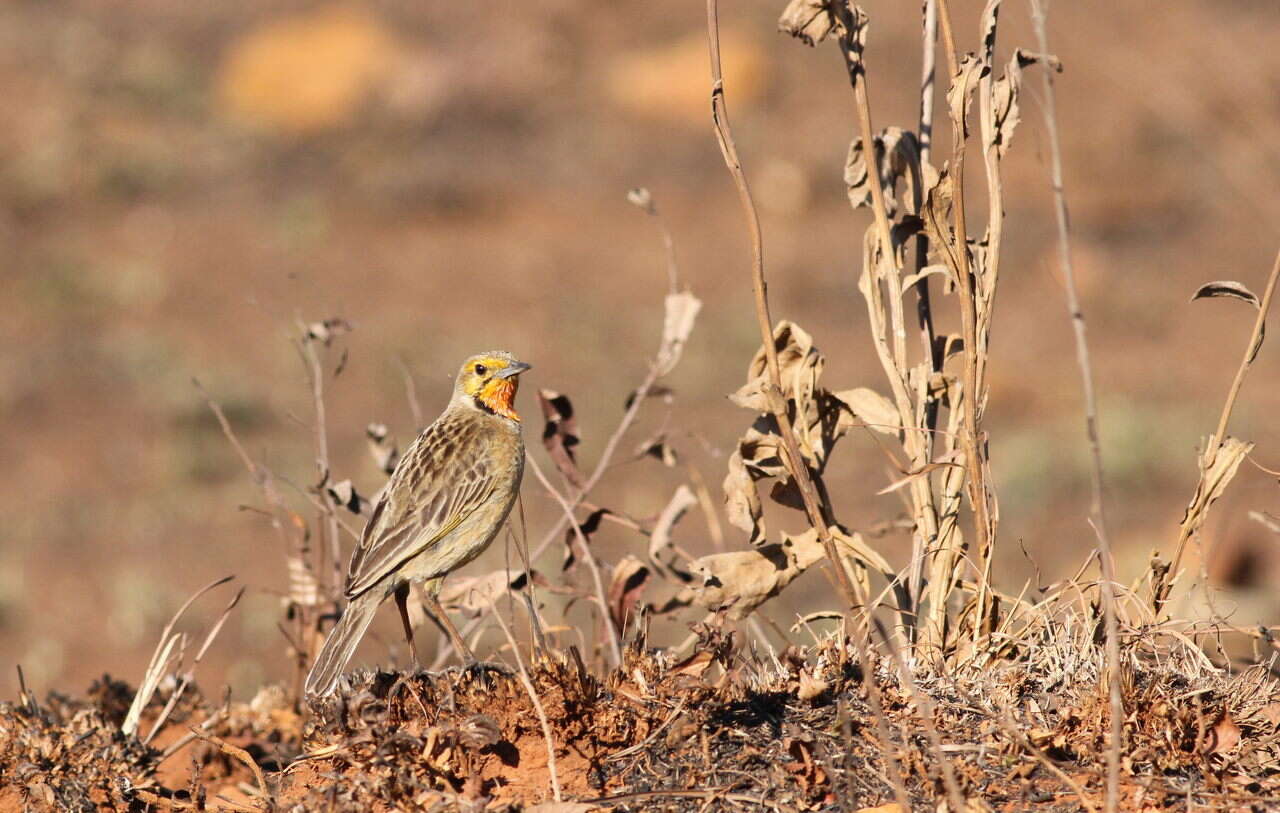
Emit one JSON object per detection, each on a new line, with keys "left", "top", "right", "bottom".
{"left": 393, "top": 582, "right": 421, "bottom": 667}
{"left": 420, "top": 590, "right": 477, "bottom": 665}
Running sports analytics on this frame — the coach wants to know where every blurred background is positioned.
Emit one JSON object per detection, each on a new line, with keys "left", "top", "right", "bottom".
{"left": 4, "top": 0, "right": 1279, "bottom": 696}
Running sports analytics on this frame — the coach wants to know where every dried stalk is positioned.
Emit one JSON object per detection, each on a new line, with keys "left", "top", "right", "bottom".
{"left": 706, "top": 0, "right": 859, "bottom": 611}
{"left": 1162, "top": 248, "right": 1280, "bottom": 609}
{"left": 935, "top": 0, "right": 996, "bottom": 607}
{"left": 1028, "top": 2, "right": 1121, "bottom": 808}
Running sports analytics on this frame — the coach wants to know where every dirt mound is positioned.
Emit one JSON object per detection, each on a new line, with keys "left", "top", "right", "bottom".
{"left": 4, "top": 628, "right": 1280, "bottom": 811}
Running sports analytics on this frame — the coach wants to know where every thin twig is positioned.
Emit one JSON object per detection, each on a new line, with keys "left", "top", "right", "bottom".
{"left": 528, "top": 455, "right": 623, "bottom": 667}
{"left": 705, "top": 0, "right": 859, "bottom": 611}
{"left": 396, "top": 354, "right": 425, "bottom": 429}
{"left": 1028, "top": 3, "right": 1121, "bottom": 809}
{"left": 190, "top": 727, "right": 268, "bottom": 800}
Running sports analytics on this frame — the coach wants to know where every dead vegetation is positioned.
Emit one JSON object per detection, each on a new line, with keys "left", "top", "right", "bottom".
{"left": 4, "top": 0, "right": 1280, "bottom": 811}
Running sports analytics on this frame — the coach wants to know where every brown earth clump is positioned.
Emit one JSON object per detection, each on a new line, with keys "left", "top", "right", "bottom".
{"left": 4, "top": 623, "right": 1280, "bottom": 812}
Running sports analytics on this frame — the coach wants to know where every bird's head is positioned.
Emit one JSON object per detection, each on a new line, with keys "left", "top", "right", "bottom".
{"left": 454, "top": 351, "right": 531, "bottom": 422}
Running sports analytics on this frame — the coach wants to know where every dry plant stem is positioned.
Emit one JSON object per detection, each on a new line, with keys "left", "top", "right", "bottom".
{"left": 297, "top": 331, "right": 342, "bottom": 599}
{"left": 705, "top": 0, "right": 858, "bottom": 611}
{"left": 1165, "top": 248, "right": 1280, "bottom": 605}
{"left": 197, "top": 380, "right": 318, "bottom": 702}
{"left": 491, "top": 604, "right": 561, "bottom": 802}
{"left": 529, "top": 362, "right": 662, "bottom": 562}
{"left": 908, "top": 0, "right": 943, "bottom": 614}
{"left": 1029, "top": 3, "right": 1121, "bottom": 809}
{"left": 190, "top": 727, "right": 268, "bottom": 799}
{"left": 936, "top": 0, "right": 995, "bottom": 624}
{"left": 528, "top": 455, "right": 623, "bottom": 666}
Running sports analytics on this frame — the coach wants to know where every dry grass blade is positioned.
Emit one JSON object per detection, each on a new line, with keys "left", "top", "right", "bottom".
{"left": 144, "top": 585, "right": 245, "bottom": 744}
{"left": 122, "top": 575, "right": 235, "bottom": 737}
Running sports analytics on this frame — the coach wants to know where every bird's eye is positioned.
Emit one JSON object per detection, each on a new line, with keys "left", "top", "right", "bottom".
{"left": 474, "top": 363, "right": 487, "bottom": 376}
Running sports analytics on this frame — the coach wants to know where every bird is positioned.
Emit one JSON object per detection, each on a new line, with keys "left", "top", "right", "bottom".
{"left": 305, "top": 351, "right": 530, "bottom": 697}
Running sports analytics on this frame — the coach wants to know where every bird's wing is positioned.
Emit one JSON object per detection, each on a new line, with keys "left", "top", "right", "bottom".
{"left": 344, "top": 413, "right": 498, "bottom": 598}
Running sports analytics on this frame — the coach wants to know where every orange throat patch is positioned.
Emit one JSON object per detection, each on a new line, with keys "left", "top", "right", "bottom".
{"left": 477, "top": 377, "right": 520, "bottom": 421}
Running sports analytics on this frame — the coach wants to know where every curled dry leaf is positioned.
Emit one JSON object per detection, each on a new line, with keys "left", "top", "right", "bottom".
{"left": 723, "top": 447, "right": 766, "bottom": 545}
{"left": 1191, "top": 280, "right": 1261, "bottom": 308}
{"left": 989, "top": 50, "right": 1040, "bottom": 159}
{"left": 607, "top": 555, "right": 650, "bottom": 634}
{"left": 845, "top": 127, "right": 920, "bottom": 218}
{"left": 563, "top": 507, "right": 609, "bottom": 572}
{"left": 1177, "top": 436, "right": 1254, "bottom": 552}
{"left": 832, "top": 387, "right": 901, "bottom": 440}
{"left": 1192, "top": 280, "right": 1267, "bottom": 362}
{"left": 327, "top": 479, "right": 370, "bottom": 516}
{"left": 656, "top": 290, "right": 702, "bottom": 377}
{"left": 304, "top": 317, "right": 352, "bottom": 346}
{"left": 625, "top": 186, "right": 655, "bottom": 214}
{"left": 730, "top": 320, "right": 822, "bottom": 413}
{"left": 777, "top": 0, "right": 842, "bottom": 46}
{"left": 681, "top": 528, "right": 827, "bottom": 619}
{"left": 365, "top": 423, "right": 399, "bottom": 475}
{"left": 649, "top": 485, "right": 697, "bottom": 568}
{"left": 635, "top": 431, "right": 679, "bottom": 467}
{"left": 537, "top": 389, "right": 585, "bottom": 489}
{"left": 1204, "top": 711, "right": 1242, "bottom": 756}
{"left": 947, "top": 54, "right": 987, "bottom": 139}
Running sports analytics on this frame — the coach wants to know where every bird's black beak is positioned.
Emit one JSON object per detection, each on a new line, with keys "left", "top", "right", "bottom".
{"left": 495, "top": 360, "right": 531, "bottom": 379}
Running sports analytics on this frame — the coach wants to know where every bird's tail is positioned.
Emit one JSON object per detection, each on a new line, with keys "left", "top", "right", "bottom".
{"left": 305, "top": 591, "right": 380, "bottom": 698}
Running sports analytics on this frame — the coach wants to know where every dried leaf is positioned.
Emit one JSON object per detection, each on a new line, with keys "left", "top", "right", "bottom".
{"left": 1177, "top": 436, "right": 1254, "bottom": 551}
{"left": 563, "top": 508, "right": 609, "bottom": 572}
{"left": 777, "top": 0, "right": 841, "bottom": 46}
{"left": 1203, "top": 711, "right": 1242, "bottom": 756}
{"left": 304, "top": 317, "right": 352, "bottom": 346}
{"left": 365, "top": 423, "right": 399, "bottom": 475}
{"left": 845, "top": 127, "right": 919, "bottom": 217}
{"left": 681, "top": 528, "right": 826, "bottom": 619}
{"left": 635, "top": 431, "right": 679, "bottom": 467}
{"left": 649, "top": 485, "right": 696, "bottom": 566}
{"left": 537, "top": 389, "right": 585, "bottom": 489}
{"left": 723, "top": 447, "right": 765, "bottom": 545}
{"left": 607, "top": 555, "right": 650, "bottom": 634}
{"left": 327, "top": 479, "right": 370, "bottom": 516}
{"left": 901, "top": 263, "right": 949, "bottom": 294}
{"left": 989, "top": 49, "right": 1038, "bottom": 159}
{"left": 656, "top": 290, "right": 702, "bottom": 376}
{"left": 856, "top": 805, "right": 908, "bottom": 813}
{"left": 1191, "top": 280, "right": 1261, "bottom": 307}
{"left": 947, "top": 54, "right": 986, "bottom": 139}
{"left": 832, "top": 387, "right": 901, "bottom": 439}
{"left": 730, "top": 321, "right": 822, "bottom": 413}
